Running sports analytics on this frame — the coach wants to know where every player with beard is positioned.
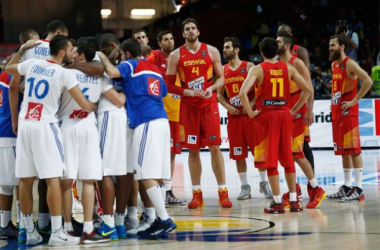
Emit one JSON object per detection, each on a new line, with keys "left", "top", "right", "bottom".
{"left": 217, "top": 37, "right": 273, "bottom": 200}
{"left": 277, "top": 32, "right": 326, "bottom": 209}
{"left": 147, "top": 30, "right": 186, "bottom": 206}
{"left": 327, "top": 35, "right": 372, "bottom": 202}
{"left": 166, "top": 18, "right": 232, "bottom": 209}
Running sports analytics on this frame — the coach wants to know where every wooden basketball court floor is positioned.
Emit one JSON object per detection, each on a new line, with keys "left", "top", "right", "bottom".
{"left": 1, "top": 150, "right": 379, "bottom": 249}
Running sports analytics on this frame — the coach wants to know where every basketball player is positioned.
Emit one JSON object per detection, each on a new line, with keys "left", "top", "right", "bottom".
{"left": 19, "top": 29, "right": 40, "bottom": 44}
{"left": 327, "top": 35, "right": 373, "bottom": 201}
{"left": 277, "top": 32, "right": 326, "bottom": 209}
{"left": 147, "top": 30, "right": 186, "bottom": 206}
{"left": 239, "top": 37, "right": 311, "bottom": 214}
{"left": 166, "top": 18, "right": 232, "bottom": 208}
{"left": 58, "top": 41, "right": 125, "bottom": 243}
{"left": 97, "top": 38, "right": 177, "bottom": 239}
{"left": 277, "top": 24, "right": 315, "bottom": 174}
{"left": 218, "top": 36, "right": 273, "bottom": 200}
{"left": 6, "top": 36, "right": 97, "bottom": 245}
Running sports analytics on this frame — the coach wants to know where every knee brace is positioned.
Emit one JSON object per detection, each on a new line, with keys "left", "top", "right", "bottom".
{"left": 0, "top": 185, "right": 14, "bottom": 196}
{"left": 267, "top": 168, "right": 279, "bottom": 177}
{"left": 284, "top": 165, "right": 296, "bottom": 174}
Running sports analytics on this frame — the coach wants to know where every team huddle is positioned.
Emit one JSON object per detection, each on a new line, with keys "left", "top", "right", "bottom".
{"left": 0, "top": 17, "right": 373, "bottom": 246}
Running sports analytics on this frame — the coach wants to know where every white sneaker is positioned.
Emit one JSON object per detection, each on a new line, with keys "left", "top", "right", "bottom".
{"left": 72, "top": 198, "right": 83, "bottom": 214}
{"left": 125, "top": 217, "right": 139, "bottom": 231}
{"left": 126, "top": 219, "right": 154, "bottom": 235}
{"left": 48, "top": 227, "right": 80, "bottom": 246}
{"left": 26, "top": 226, "right": 43, "bottom": 246}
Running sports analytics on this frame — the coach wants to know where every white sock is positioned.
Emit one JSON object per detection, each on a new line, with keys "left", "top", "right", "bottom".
{"left": 160, "top": 185, "right": 166, "bottom": 203}
{"left": 146, "top": 186, "right": 169, "bottom": 221}
{"left": 115, "top": 213, "right": 124, "bottom": 226}
{"left": 51, "top": 216, "right": 62, "bottom": 233}
{"left": 289, "top": 192, "right": 297, "bottom": 202}
{"left": 83, "top": 221, "right": 93, "bottom": 234}
{"left": 144, "top": 207, "right": 156, "bottom": 221}
{"left": 273, "top": 195, "right": 281, "bottom": 204}
{"left": 16, "top": 200, "right": 20, "bottom": 224}
{"left": 20, "top": 211, "right": 24, "bottom": 228}
{"left": 259, "top": 170, "right": 268, "bottom": 182}
{"left": 193, "top": 185, "right": 201, "bottom": 191}
{"left": 1, "top": 210, "right": 11, "bottom": 228}
{"left": 102, "top": 214, "right": 115, "bottom": 227}
{"left": 64, "top": 222, "right": 73, "bottom": 232}
{"left": 164, "top": 180, "right": 172, "bottom": 192}
{"left": 354, "top": 168, "right": 363, "bottom": 188}
{"left": 344, "top": 168, "right": 352, "bottom": 187}
{"left": 309, "top": 178, "right": 318, "bottom": 188}
{"left": 218, "top": 184, "right": 227, "bottom": 190}
{"left": 127, "top": 207, "right": 138, "bottom": 220}
{"left": 238, "top": 172, "right": 248, "bottom": 185}
{"left": 38, "top": 212, "right": 50, "bottom": 229}
{"left": 23, "top": 214, "right": 34, "bottom": 232}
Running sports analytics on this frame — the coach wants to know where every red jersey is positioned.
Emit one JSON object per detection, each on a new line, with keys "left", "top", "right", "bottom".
{"left": 224, "top": 61, "right": 254, "bottom": 111}
{"left": 178, "top": 43, "right": 215, "bottom": 108}
{"left": 288, "top": 56, "right": 307, "bottom": 120}
{"left": 255, "top": 61, "right": 290, "bottom": 112}
{"left": 291, "top": 44, "right": 300, "bottom": 57}
{"left": 147, "top": 49, "right": 167, "bottom": 77}
{"left": 331, "top": 57, "right": 358, "bottom": 120}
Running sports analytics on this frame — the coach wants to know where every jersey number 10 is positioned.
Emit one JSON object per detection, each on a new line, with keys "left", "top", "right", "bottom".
{"left": 27, "top": 77, "right": 49, "bottom": 99}
{"left": 270, "top": 78, "right": 284, "bottom": 97}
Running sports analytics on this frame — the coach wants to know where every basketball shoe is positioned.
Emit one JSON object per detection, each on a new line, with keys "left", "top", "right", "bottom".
{"left": 97, "top": 221, "right": 118, "bottom": 241}
{"left": 116, "top": 224, "right": 127, "bottom": 239}
{"left": 327, "top": 185, "right": 352, "bottom": 199}
{"left": 282, "top": 183, "right": 302, "bottom": 208}
{"left": 188, "top": 189, "right": 204, "bottom": 209}
{"left": 26, "top": 226, "right": 43, "bottom": 246}
{"left": 339, "top": 186, "right": 365, "bottom": 202}
{"left": 137, "top": 218, "right": 177, "bottom": 239}
{"left": 259, "top": 181, "right": 273, "bottom": 199}
{"left": 264, "top": 201, "right": 285, "bottom": 214}
{"left": 166, "top": 190, "right": 187, "bottom": 206}
{"left": 218, "top": 188, "right": 233, "bottom": 208}
{"left": 237, "top": 184, "right": 251, "bottom": 200}
{"left": 306, "top": 186, "right": 327, "bottom": 209}
{"left": 18, "top": 226, "right": 26, "bottom": 243}
{"left": 81, "top": 230, "right": 110, "bottom": 244}
{"left": 290, "top": 197, "right": 303, "bottom": 212}
{"left": 0, "top": 221, "right": 18, "bottom": 239}
{"left": 127, "top": 213, "right": 154, "bottom": 236}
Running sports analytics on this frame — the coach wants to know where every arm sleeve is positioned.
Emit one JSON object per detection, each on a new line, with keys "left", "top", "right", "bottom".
{"left": 166, "top": 74, "right": 184, "bottom": 95}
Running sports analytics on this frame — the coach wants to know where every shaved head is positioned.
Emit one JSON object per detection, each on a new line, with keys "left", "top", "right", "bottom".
{"left": 278, "top": 24, "right": 293, "bottom": 36}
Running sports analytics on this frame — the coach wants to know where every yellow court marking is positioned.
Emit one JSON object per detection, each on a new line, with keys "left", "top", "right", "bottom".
{"left": 174, "top": 219, "right": 253, "bottom": 231}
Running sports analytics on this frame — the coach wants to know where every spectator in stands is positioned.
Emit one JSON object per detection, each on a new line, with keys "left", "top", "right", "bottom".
{"left": 312, "top": 64, "right": 331, "bottom": 99}
{"left": 335, "top": 19, "right": 359, "bottom": 61}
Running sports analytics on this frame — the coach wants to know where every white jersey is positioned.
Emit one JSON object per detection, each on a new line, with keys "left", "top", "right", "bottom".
{"left": 58, "top": 69, "right": 113, "bottom": 120}
{"left": 17, "top": 59, "right": 77, "bottom": 123}
{"left": 21, "top": 39, "right": 50, "bottom": 61}
{"left": 97, "top": 74, "right": 126, "bottom": 113}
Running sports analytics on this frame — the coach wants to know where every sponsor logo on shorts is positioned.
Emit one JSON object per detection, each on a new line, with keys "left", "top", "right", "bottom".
{"left": 342, "top": 110, "right": 349, "bottom": 116}
{"left": 294, "top": 113, "right": 302, "bottom": 119}
{"left": 69, "top": 109, "right": 89, "bottom": 119}
{"left": 25, "top": 102, "right": 43, "bottom": 121}
{"left": 263, "top": 100, "right": 287, "bottom": 106}
{"left": 234, "top": 147, "right": 242, "bottom": 155}
{"left": 188, "top": 135, "right": 197, "bottom": 144}
{"left": 170, "top": 93, "right": 181, "bottom": 99}
{"left": 332, "top": 91, "right": 341, "bottom": 105}
{"left": 0, "top": 89, "right": 3, "bottom": 107}
{"left": 147, "top": 77, "right": 160, "bottom": 96}
{"left": 209, "top": 135, "right": 217, "bottom": 140}
{"left": 333, "top": 143, "right": 337, "bottom": 151}
{"left": 170, "top": 139, "right": 173, "bottom": 147}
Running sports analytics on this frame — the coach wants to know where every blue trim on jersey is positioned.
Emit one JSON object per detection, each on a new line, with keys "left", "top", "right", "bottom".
{"left": 50, "top": 123, "right": 65, "bottom": 163}
{"left": 100, "top": 111, "right": 109, "bottom": 158}
{"left": 138, "top": 122, "right": 149, "bottom": 167}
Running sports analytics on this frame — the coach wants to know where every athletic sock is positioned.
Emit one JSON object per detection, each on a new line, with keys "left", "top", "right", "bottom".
{"left": 103, "top": 214, "right": 115, "bottom": 227}
{"left": 146, "top": 186, "right": 169, "bottom": 220}
{"left": 289, "top": 192, "right": 297, "bottom": 202}
{"left": 127, "top": 207, "right": 138, "bottom": 220}
{"left": 115, "top": 213, "right": 125, "bottom": 226}
{"left": 164, "top": 180, "right": 172, "bottom": 192}
{"left": 354, "top": 168, "right": 363, "bottom": 188}
{"left": 273, "top": 195, "right": 281, "bottom": 204}
{"left": 0, "top": 210, "right": 11, "bottom": 228}
{"left": 51, "top": 216, "right": 61, "bottom": 233}
{"left": 23, "top": 214, "right": 34, "bottom": 233}
{"left": 160, "top": 185, "right": 166, "bottom": 203}
{"left": 38, "top": 212, "right": 50, "bottom": 229}
{"left": 144, "top": 207, "right": 156, "bottom": 221}
{"left": 218, "top": 184, "right": 227, "bottom": 190}
{"left": 238, "top": 172, "right": 248, "bottom": 185}
{"left": 83, "top": 221, "right": 93, "bottom": 234}
{"left": 64, "top": 222, "right": 73, "bottom": 232}
{"left": 309, "top": 178, "right": 318, "bottom": 188}
{"left": 193, "top": 185, "right": 201, "bottom": 191}
{"left": 343, "top": 168, "right": 352, "bottom": 187}
{"left": 259, "top": 170, "right": 268, "bottom": 182}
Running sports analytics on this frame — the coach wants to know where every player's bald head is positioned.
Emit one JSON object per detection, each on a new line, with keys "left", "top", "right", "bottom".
{"left": 278, "top": 24, "right": 293, "bottom": 36}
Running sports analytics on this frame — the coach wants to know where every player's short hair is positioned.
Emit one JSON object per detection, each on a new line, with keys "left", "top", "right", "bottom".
{"left": 99, "top": 33, "right": 120, "bottom": 48}
{"left": 259, "top": 37, "right": 278, "bottom": 59}
{"left": 85, "top": 37, "right": 100, "bottom": 51}
{"left": 132, "top": 28, "right": 147, "bottom": 37}
{"left": 223, "top": 37, "right": 241, "bottom": 50}
{"left": 76, "top": 41, "right": 96, "bottom": 62}
{"left": 46, "top": 20, "right": 67, "bottom": 34}
{"left": 50, "top": 35, "right": 70, "bottom": 56}
{"left": 330, "top": 35, "right": 348, "bottom": 50}
{"left": 120, "top": 38, "right": 141, "bottom": 58}
{"left": 277, "top": 31, "right": 293, "bottom": 46}
{"left": 157, "top": 30, "right": 173, "bottom": 42}
{"left": 19, "top": 29, "right": 39, "bottom": 43}
{"left": 182, "top": 18, "right": 199, "bottom": 32}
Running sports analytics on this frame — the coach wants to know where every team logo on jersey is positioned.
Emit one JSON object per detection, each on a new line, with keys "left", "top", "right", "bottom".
{"left": 69, "top": 109, "right": 89, "bottom": 119}
{"left": 241, "top": 67, "right": 245, "bottom": 74}
{"left": 332, "top": 91, "right": 341, "bottom": 105}
{"left": 341, "top": 64, "right": 345, "bottom": 71}
{"left": 234, "top": 147, "right": 242, "bottom": 155}
{"left": 188, "top": 76, "right": 205, "bottom": 90}
{"left": 147, "top": 77, "right": 160, "bottom": 96}
{"left": 169, "top": 93, "right": 181, "bottom": 99}
{"left": 230, "top": 96, "right": 243, "bottom": 107}
{"left": 263, "top": 100, "right": 287, "bottom": 106}
{"left": 188, "top": 135, "right": 197, "bottom": 144}
{"left": 0, "top": 89, "right": 3, "bottom": 107}
{"left": 25, "top": 102, "right": 43, "bottom": 121}
{"left": 202, "top": 50, "right": 206, "bottom": 57}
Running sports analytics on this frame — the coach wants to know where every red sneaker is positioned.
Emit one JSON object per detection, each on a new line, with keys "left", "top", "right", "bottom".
{"left": 218, "top": 188, "right": 233, "bottom": 208}
{"left": 306, "top": 186, "right": 327, "bottom": 209}
{"left": 188, "top": 190, "right": 204, "bottom": 209}
{"left": 296, "top": 183, "right": 302, "bottom": 200}
{"left": 307, "top": 182, "right": 314, "bottom": 199}
{"left": 290, "top": 198, "right": 303, "bottom": 212}
{"left": 264, "top": 201, "right": 285, "bottom": 214}
{"left": 282, "top": 192, "right": 290, "bottom": 208}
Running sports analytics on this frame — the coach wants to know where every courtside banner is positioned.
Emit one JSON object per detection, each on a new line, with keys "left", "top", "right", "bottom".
{"left": 218, "top": 99, "right": 380, "bottom": 150}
